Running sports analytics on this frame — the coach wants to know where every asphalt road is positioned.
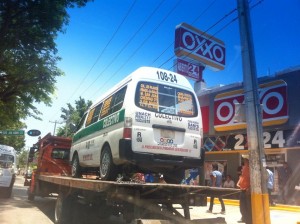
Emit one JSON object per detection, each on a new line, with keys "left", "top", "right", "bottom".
{"left": 0, "top": 176, "right": 299, "bottom": 224}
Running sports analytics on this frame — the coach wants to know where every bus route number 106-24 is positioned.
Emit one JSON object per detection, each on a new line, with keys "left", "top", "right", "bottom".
{"left": 157, "top": 71, "right": 178, "bottom": 83}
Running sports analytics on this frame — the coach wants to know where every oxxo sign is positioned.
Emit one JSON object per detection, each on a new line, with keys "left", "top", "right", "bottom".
{"left": 214, "top": 80, "right": 288, "bottom": 131}
{"left": 174, "top": 23, "right": 225, "bottom": 71}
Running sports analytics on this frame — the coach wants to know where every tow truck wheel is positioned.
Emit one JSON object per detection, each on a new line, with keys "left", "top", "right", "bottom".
{"left": 71, "top": 154, "right": 82, "bottom": 178}
{"left": 100, "top": 145, "right": 117, "bottom": 181}
{"left": 55, "top": 194, "right": 73, "bottom": 224}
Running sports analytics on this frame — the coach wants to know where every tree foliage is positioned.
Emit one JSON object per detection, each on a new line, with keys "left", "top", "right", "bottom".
{"left": 56, "top": 97, "right": 92, "bottom": 137}
{"left": 0, "top": 0, "right": 92, "bottom": 147}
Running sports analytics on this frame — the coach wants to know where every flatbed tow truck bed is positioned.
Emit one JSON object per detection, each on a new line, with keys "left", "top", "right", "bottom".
{"left": 36, "top": 175, "right": 240, "bottom": 224}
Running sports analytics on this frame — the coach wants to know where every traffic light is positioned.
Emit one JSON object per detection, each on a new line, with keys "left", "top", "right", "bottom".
{"left": 27, "top": 129, "right": 41, "bottom": 136}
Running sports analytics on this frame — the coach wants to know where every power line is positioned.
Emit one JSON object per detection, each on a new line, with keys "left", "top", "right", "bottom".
{"left": 51, "top": 1, "right": 264, "bottom": 122}
{"left": 88, "top": 0, "right": 182, "bottom": 98}
{"left": 49, "top": 120, "right": 63, "bottom": 136}
{"left": 151, "top": 0, "right": 217, "bottom": 66}
{"left": 161, "top": 7, "right": 238, "bottom": 70}
{"left": 165, "top": 0, "right": 264, "bottom": 72}
{"left": 50, "top": 1, "right": 137, "bottom": 121}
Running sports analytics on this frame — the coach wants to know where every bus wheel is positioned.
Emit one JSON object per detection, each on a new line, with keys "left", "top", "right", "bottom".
{"left": 100, "top": 146, "right": 117, "bottom": 181}
{"left": 71, "top": 154, "right": 82, "bottom": 178}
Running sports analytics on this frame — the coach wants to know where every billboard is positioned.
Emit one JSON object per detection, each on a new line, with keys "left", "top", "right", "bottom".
{"left": 175, "top": 23, "right": 225, "bottom": 71}
{"left": 174, "top": 58, "right": 204, "bottom": 81}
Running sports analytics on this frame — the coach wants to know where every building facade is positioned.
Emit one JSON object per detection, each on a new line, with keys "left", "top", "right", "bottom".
{"left": 198, "top": 67, "right": 300, "bottom": 203}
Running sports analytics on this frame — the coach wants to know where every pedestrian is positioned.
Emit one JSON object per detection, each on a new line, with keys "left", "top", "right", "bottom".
{"left": 223, "top": 174, "right": 235, "bottom": 188}
{"left": 236, "top": 154, "right": 252, "bottom": 224}
{"left": 277, "top": 162, "right": 292, "bottom": 204}
{"left": 266, "top": 167, "right": 275, "bottom": 206}
{"left": 207, "top": 163, "right": 226, "bottom": 214}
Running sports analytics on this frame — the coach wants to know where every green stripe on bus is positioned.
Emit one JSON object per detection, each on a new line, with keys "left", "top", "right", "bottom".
{"left": 73, "top": 109, "right": 125, "bottom": 142}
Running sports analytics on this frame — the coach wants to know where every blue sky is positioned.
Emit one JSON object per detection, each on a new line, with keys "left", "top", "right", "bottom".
{"left": 24, "top": 0, "right": 300, "bottom": 148}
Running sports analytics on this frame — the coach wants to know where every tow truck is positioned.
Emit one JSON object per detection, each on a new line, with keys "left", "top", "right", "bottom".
{"left": 25, "top": 134, "right": 239, "bottom": 224}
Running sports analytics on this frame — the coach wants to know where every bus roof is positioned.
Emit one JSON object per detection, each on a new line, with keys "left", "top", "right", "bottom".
{"left": 0, "top": 144, "right": 16, "bottom": 155}
{"left": 90, "top": 66, "right": 193, "bottom": 108}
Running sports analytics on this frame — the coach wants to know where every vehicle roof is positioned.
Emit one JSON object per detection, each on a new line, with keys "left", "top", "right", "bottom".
{"left": 90, "top": 66, "right": 193, "bottom": 108}
{"left": 0, "top": 144, "right": 15, "bottom": 154}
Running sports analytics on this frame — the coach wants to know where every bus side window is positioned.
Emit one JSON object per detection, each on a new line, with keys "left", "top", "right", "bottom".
{"left": 76, "top": 112, "right": 87, "bottom": 132}
{"left": 85, "top": 107, "right": 96, "bottom": 127}
{"left": 100, "top": 86, "right": 127, "bottom": 119}
{"left": 91, "top": 103, "right": 102, "bottom": 124}
{"left": 111, "top": 86, "right": 127, "bottom": 113}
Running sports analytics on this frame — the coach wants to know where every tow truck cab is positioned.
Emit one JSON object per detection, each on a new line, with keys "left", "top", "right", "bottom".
{"left": 25, "top": 133, "right": 72, "bottom": 199}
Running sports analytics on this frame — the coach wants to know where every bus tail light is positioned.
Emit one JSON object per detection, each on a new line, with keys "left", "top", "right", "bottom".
{"left": 123, "top": 117, "right": 132, "bottom": 139}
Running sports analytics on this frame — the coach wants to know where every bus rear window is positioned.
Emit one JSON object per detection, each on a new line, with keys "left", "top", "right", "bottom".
{"left": 135, "top": 81, "right": 197, "bottom": 117}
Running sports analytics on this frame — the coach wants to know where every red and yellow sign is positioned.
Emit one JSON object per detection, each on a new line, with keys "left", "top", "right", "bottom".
{"left": 213, "top": 80, "right": 288, "bottom": 131}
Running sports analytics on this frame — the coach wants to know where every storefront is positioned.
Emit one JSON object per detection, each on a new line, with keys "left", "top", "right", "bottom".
{"left": 198, "top": 67, "right": 300, "bottom": 204}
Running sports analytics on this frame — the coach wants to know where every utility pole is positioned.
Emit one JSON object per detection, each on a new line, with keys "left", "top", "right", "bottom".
{"left": 237, "top": 1, "right": 270, "bottom": 224}
{"left": 49, "top": 120, "right": 63, "bottom": 136}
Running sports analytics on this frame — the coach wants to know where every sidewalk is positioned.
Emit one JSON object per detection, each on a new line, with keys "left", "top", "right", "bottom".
{"left": 191, "top": 197, "right": 300, "bottom": 224}
{"left": 221, "top": 198, "right": 300, "bottom": 213}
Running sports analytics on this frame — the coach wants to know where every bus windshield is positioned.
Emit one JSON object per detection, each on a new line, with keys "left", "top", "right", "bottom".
{"left": 135, "top": 81, "right": 197, "bottom": 117}
{"left": 0, "top": 154, "right": 14, "bottom": 168}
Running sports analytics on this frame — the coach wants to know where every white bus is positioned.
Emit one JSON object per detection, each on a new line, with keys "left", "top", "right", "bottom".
{"left": 0, "top": 144, "right": 16, "bottom": 198}
{"left": 70, "top": 67, "right": 203, "bottom": 182}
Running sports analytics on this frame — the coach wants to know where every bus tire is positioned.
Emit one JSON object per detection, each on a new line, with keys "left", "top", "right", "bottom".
{"left": 99, "top": 145, "right": 117, "bottom": 181}
{"left": 54, "top": 194, "right": 73, "bottom": 224}
{"left": 71, "top": 154, "right": 82, "bottom": 178}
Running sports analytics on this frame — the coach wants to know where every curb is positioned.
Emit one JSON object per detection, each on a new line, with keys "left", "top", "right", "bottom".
{"left": 208, "top": 197, "right": 300, "bottom": 213}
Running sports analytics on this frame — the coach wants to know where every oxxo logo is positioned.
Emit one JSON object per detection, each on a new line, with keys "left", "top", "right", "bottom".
{"left": 175, "top": 23, "right": 225, "bottom": 71}
{"left": 181, "top": 31, "right": 225, "bottom": 63}
{"left": 214, "top": 80, "right": 288, "bottom": 131}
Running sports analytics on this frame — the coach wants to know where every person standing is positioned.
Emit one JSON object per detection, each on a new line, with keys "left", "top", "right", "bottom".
{"left": 266, "top": 167, "right": 275, "bottom": 206}
{"left": 237, "top": 154, "right": 252, "bottom": 224}
{"left": 277, "top": 162, "right": 292, "bottom": 204}
{"left": 207, "top": 163, "right": 225, "bottom": 214}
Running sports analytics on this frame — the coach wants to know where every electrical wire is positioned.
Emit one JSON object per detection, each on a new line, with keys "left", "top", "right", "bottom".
{"left": 49, "top": 0, "right": 137, "bottom": 120}
{"left": 151, "top": 0, "right": 217, "bottom": 66}
{"left": 53, "top": 1, "right": 264, "bottom": 121}
{"left": 88, "top": 0, "right": 182, "bottom": 98}
{"left": 161, "top": 7, "right": 238, "bottom": 70}
{"left": 83, "top": 0, "right": 167, "bottom": 99}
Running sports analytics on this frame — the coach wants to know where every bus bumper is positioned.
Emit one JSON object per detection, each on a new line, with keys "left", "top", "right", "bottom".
{"left": 119, "top": 139, "right": 203, "bottom": 169}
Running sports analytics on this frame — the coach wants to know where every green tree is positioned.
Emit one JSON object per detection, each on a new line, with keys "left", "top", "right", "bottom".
{"left": 17, "top": 148, "right": 29, "bottom": 169}
{"left": 56, "top": 97, "right": 92, "bottom": 137}
{"left": 0, "top": 0, "right": 93, "bottom": 146}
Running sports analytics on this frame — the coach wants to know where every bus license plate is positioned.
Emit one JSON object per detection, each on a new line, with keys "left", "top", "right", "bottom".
{"left": 161, "top": 130, "right": 175, "bottom": 139}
